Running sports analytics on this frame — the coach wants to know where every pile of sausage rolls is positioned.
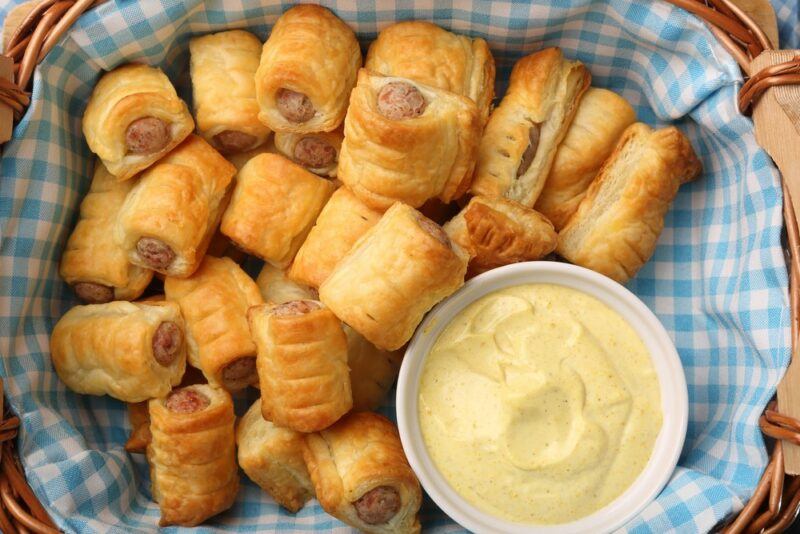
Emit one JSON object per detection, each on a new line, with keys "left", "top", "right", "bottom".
{"left": 51, "top": 4, "right": 703, "bottom": 530}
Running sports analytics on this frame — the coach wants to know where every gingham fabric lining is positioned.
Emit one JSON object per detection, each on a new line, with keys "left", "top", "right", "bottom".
{"left": 0, "top": 0, "right": 791, "bottom": 532}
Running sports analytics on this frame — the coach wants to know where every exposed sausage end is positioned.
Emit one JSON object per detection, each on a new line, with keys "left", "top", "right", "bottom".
{"left": 213, "top": 130, "right": 257, "bottom": 154}
{"left": 136, "top": 237, "right": 176, "bottom": 270}
{"left": 515, "top": 123, "right": 542, "bottom": 178}
{"left": 353, "top": 485, "right": 401, "bottom": 525}
{"left": 272, "top": 300, "right": 320, "bottom": 316}
{"left": 376, "top": 82, "right": 427, "bottom": 121}
{"left": 293, "top": 136, "right": 337, "bottom": 169}
{"left": 165, "top": 388, "right": 209, "bottom": 414}
{"left": 220, "top": 356, "right": 257, "bottom": 391}
{"left": 73, "top": 282, "right": 114, "bottom": 304}
{"left": 125, "top": 116, "right": 170, "bottom": 155}
{"left": 152, "top": 321, "right": 182, "bottom": 366}
{"left": 276, "top": 88, "right": 316, "bottom": 123}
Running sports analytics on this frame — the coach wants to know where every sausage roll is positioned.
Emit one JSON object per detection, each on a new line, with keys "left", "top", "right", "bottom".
{"left": 319, "top": 203, "right": 468, "bottom": 351}
{"left": 256, "top": 263, "right": 317, "bottom": 305}
{"left": 82, "top": 63, "right": 194, "bottom": 181}
{"left": 236, "top": 399, "right": 314, "bottom": 512}
{"left": 303, "top": 412, "right": 422, "bottom": 534}
{"left": 338, "top": 69, "right": 481, "bottom": 210}
{"left": 50, "top": 301, "right": 186, "bottom": 402}
{"left": 148, "top": 385, "right": 239, "bottom": 527}
{"left": 535, "top": 88, "right": 637, "bottom": 230}
{"left": 124, "top": 401, "right": 151, "bottom": 453}
{"left": 471, "top": 48, "right": 591, "bottom": 207}
{"left": 60, "top": 161, "right": 153, "bottom": 303}
{"left": 274, "top": 128, "right": 343, "bottom": 178}
{"left": 557, "top": 123, "right": 703, "bottom": 283}
{"left": 117, "top": 135, "right": 236, "bottom": 278}
{"left": 248, "top": 300, "right": 352, "bottom": 433}
{"left": 220, "top": 153, "right": 335, "bottom": 267}
{"left": 164, "top": 255, "right": 263, "bottom": 391}
{"left": 255, "top": 4, "right": 361, "bottom": 133}
{"left": 365, "top": 21, "right": 495, "bottom": 124}
{"left": 345, "top": 326, "right": 402, "bottom": 412}
{"left": 288, "top": 187, "right": 382, "bottom": 288}
{"left": 444, "top": 195, "right": 557, "bottom": 276}
{"left": 190, "top": 30, "right": 271, "bottom": 154}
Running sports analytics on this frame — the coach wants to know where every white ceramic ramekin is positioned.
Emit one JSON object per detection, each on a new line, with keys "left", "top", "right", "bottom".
{"left": 396, "top": 261, "right": 688, "bottom": 534}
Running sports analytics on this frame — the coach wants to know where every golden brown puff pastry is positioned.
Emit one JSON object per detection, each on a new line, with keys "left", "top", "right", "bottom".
{"left": 535, "top": 88, "right": 636, "bottom": 230}
{"left": 288, "top": 187, "right": 382, "bottom": 288}
{"left": 236, "top": 398, "right": 314, "bottom": 512}
{"left": 444, "top": 195, "right": 557, "bottom": 276}
{"left": 303, "top": 412, "right": 422, "bottom": 534}
{"left": 50, "top": 301, "right": 186, "bottom": 402}
{"left": 248, "top": 300, "right": 352, "bottom": 433}
{"left": 82, "top": 63, "right": 194, "bottom": 181}
{"left": 125, "top": 401, "right": 151, "bottom": 453}
{"left": 345, "top": 326, "right": 402, "bottom": 412}
{"left": 557, "top": 123, "right": 702, "bottom": 283}
{"left": 147, "top": 384, "right": 239, "bottom": 527}
{"left": 220, "top": 153, "right": 335, "bottom": 268}
{"left": 190, "top": 30, "right": 272, "bottom": 154}
{"left": 274, "top": 128, "right": 343, "bottom": 178}
{"left": 225, "top": 140, "right": 278, "bottom": 171}
{"left": 117, "top": 135, "right": 236, "bottom": 278}
{"left": 256, "top": 263, "right": 318, "bottom": 304}
{"left": 255, "top": 4, "right": 361, "bottom": 133}
{"left": 60, "top": 161, "right": 153, "bottom": 304}
{"left": 338, "top": 69, "right": 481, "bottom": 210}
{"left": 164, "top": 255, "right": 263, "bottom": 391}
{"left": 365, "top": 21, "right": 495, "bottom": 124}
{"left": 471, "top": 47, "right": 591, "bottom": 207}
{"left": 319, "top": 203, "right": 468, "bottom": 351}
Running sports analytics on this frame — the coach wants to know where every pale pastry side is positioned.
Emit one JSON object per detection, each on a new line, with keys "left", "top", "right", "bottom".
{"left": 190, "top": 30, "right": 272, "bottom": 154}
{"left": 345, "top": 326, "right": 403, "bottom": 412}
{"left": 116, "top": 135, "right": 236, "bottom": 278}
{"left": 365, "top": 20, "right": 495, "bottom": 124}
{"left": 535, "top": 87, "right": 637, "bottom": 230}
{"left": 50, "top": 301, "right": 186, "bottom": 402}
{"left": 164, "top": 256, "right": 263, "bottom": 391}
{"left": 82, "top": 63, "right": 194, "bottom": 180}
{"left": 237, "top": 398, "right": 314, "bottom": 512}
{"left": 557, "top": 123, "right": 703, "bottom": 283}
{"left": 338, "top": 69, "right": 481, "bottom": 210}
{"left": 303, "top": 412, "right": 422, "bottom": 534}
{"left": 319, "top": 203, "right": 468, "bottom": 351}
{"left": 256, "top": 263, "right": 318, "bottom": 304}
{"left": 147, "top": 385, "right": 239, "bottom": 527}
{"left": 288, "top": 187, "right": 383, "bottom": 288}
{"left": 255, "top": 4, "right": 361, "bottom": 133}
{"left": 220, "top": 153, "right": 335, "bottom": 268}
{"left": 60, "top": 160, "right": 153, "bottom": 303}
{"left": 444, "top": 195, "right": 557, "bottom": 276}
{"left": 471, "top": 47, "right": 591, "bottom": 207}
{"left": 248, "top": 300, "right": 352, "bottom": 433}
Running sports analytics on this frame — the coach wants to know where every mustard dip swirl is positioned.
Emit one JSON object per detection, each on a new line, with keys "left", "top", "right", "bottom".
{"left": 418, "top": 283, "right": 663, "bottom": 524}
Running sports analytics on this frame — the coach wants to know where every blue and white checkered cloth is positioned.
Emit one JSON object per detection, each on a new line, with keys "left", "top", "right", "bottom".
{"left": 0, "top": 1, "right": 792, "bottom": 532}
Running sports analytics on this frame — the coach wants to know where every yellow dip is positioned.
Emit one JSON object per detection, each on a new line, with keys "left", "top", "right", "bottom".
{"left": 418, "top": 283, "right": 663, "bottom": 524}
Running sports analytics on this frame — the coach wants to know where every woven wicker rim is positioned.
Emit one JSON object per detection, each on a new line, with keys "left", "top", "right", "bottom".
{"left": 0, "top": 0, "right": 799, "bottom": 532}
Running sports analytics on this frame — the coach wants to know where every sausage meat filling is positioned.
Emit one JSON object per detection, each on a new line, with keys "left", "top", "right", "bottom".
{"left": 165, "top": 388, "right": 210, "bottom": 413}
{"left": 272, "top": 300, "right": 320, "bottom": 316}
{"left": 353, "top": 486, "right": 401, "bottom": 525}
{"left": 213, "top": 130, "right": 257, "bottom": 154}
{"left": 152, "top": 321, "right": 182, "bottom": 366}
{"left": 220, "top": 356, "right": 257, "bottom": 390}
{"left": 126, "top": 117, "right": 170, "bottom": 155}
{"left": 293, "top": 136, "right": 337, "bottom": 168}
{"left": 276, "top": 88, "right": 316, "bottom": 123}
{"left": 416, "top": 214, "right": 451, "bottom": 248}
{"left": 516, "top": 123, "right": 542, "bottom": 178}
{"left": 136, "top": 237, "right": 176, "bottom": 270}
{"left": 74, "top": 282, "right": 114, "bottom": 304}
{"left": 376, "top": 82, "right": 427, "bottom": 121}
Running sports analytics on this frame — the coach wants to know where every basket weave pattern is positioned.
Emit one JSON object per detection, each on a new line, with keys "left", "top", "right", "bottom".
{"left": 0, "top": 0, "right": 798, "bottom": 532}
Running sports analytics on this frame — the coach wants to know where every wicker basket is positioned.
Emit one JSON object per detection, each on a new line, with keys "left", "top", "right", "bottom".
{"left": 1, "top": 0, "right": 799, "bottom": 532}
